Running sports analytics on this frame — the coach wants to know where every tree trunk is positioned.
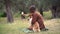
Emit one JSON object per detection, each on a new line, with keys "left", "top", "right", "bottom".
{"left": 56, "top": 6, "right": 60, "bottom": 18}
{"left": 40, "top": 8, "right": 43, "bottom": 16}
{"left": 5, "top": 0, "right": 14, "bottom": 22}
{"left": 51, "top": 6, "right": 57, "bottom": 18}
{"left": 51, "top": 6, "right": 60, "bottom": 18}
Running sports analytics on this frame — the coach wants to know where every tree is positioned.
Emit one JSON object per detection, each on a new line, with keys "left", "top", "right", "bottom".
{"left": 1, "top": 0, "right": 60, "bottom": 19}
{"left": 50, "top": 0, "right": 60, "bottom": 18}
{"left": 5, "top": 0, "right": 14, "bottom": 22}
{"left": 39, "top": 0, "right": 60, "bottom": 18}
{"left": 39, "top": 6, "right": 43, "bottom": 16}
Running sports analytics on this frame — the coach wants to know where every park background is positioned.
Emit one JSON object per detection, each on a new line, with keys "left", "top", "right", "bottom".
{"left": 0, "top": 0, "right": 60, "bottom": 34}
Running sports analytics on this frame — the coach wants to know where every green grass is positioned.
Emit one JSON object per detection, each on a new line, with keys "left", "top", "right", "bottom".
{"left": 43, "top": 10, "right": 52, "bottom": 19}
{"left": 0, "top": 18, "right": 28, "bottom": 34}
{"left": 0, "top": 18, "right": 60, "bottom": 34}
{"left": 0, "top": 11, "right": 60, "bottom": 34}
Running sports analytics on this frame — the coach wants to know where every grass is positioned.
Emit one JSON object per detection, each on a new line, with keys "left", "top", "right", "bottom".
{"left": 43, "top": 10, "right": 52, "bottom": 19}
{"left": 0, "top": 18, "right": 28, "bottom": 34}
{"left": 0, "top": 11, "right": 60, "bottom": 34}
{"left": 0, "top": 18, "right": 60, "bottom": 34}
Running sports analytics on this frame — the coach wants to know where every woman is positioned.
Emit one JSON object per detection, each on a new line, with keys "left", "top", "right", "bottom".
{"left": 28, "top": 5, "right": 48, "bottom": 31}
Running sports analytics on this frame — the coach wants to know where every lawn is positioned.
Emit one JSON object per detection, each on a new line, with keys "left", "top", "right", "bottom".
{"left": 0, "top": 11, "right": 60, "bottom": 34}
{"left": 0, "top": 18, "right": 60, "bottom": 34}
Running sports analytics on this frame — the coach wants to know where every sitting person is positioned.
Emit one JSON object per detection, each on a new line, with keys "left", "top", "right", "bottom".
{"left": 28, "top": 5, "right": 48, "bottom": 31}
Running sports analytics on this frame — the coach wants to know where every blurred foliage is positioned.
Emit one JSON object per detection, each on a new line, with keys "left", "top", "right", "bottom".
{"left": 0, "top": 0, "right": 60, "bottom": 17}
{"left": 0, "top": 10, "right": 6, "bottom": 17}
{"left": 43, "top": 10, "right": 52, "bottom": 19}
{"left": 0, "top": 0, "right": 60, "bottom": 11}
{"left": 13, "top": 12, "right": 21, "bottom": 17}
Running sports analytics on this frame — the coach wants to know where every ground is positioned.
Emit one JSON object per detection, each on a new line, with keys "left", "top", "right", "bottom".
{"left": 0, "top": 18, "right": 60, "bottom": 34}
{"left": 0, "top": 11, "right": 60, "bottom": 34}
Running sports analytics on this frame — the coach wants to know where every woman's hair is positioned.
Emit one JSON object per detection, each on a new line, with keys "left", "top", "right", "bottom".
{"left": 29, "top": 5, "right": 36, "bottom": 13}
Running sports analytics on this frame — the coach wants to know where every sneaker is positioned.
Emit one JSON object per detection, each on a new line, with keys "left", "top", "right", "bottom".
{"left": 27, "top": 28, "right": 33, "bottom": 31}
{"left": 40, "top": 28, "right": 48, "bottom": 31}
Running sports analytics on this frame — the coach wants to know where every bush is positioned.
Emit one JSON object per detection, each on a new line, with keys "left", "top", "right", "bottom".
{"left": 43, "top": 10, "right": 52, "bottom": 19}
{"left": 0, "top": 11, "right": 6, "bottom": 17}
{"left": 14, "top": 12, "right": 21, "bottom": 17}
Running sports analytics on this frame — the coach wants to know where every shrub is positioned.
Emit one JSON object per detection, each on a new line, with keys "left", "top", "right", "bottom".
{"left": 0, "top": 11, "right": 6, "bottom": 17}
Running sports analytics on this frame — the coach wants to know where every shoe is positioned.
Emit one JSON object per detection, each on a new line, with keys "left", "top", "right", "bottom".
{"left": 40, "top": 28, "right": 48, "bottom": 31}
{"left": 27, "top": 28, "right": 33, "bottom": 31}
